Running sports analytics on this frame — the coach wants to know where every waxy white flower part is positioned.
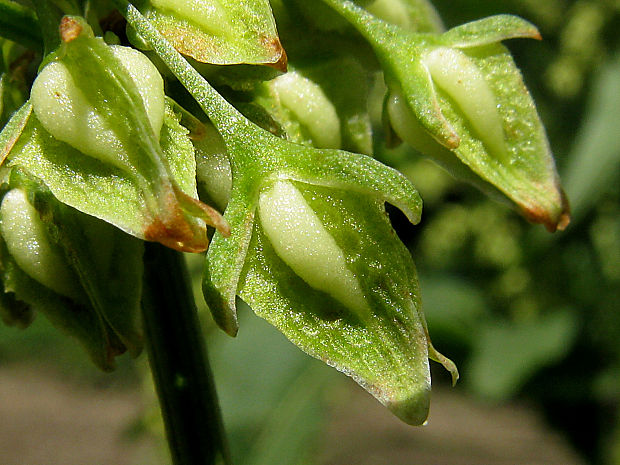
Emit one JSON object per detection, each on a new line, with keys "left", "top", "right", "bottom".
{"left": 259, "top": 180, "right": 368, "bottom": 317}
{"left": 0, "top": 188, "right": 79, "bottom": 299}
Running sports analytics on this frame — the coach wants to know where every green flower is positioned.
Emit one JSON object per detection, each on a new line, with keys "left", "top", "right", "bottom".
{"left": 119, "top": 1, "right": 457, "bottom": 425}
{"left": 322, "top": 0, "right": 570, "bottom": 232}
{"left": 0, "top": 176, "right": 144, "bottom": 370}
{"left": 2, "top": 16, "right": 227, "bottom": 252}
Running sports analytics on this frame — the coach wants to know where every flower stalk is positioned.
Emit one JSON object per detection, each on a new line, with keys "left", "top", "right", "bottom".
{"left": 141, "top": 242, "right": 231, "bottom": 465}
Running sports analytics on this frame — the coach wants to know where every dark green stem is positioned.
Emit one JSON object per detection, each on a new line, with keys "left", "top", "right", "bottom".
{"left": 141, "top": 242, "right": 232, "bottom": 465}
{"left": 31, "top": 0, "right": 63, "bottom": 55}
{"left": 0, "top": 0, "right": 42, "bottom": 51}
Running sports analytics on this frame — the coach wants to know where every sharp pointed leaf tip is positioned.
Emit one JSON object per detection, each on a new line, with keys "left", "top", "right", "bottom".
{"left": 521, "top": 188, "right": 571, "bottom": 233}
{"left": 387, "top": 386, "right": 431, "bottom": 426}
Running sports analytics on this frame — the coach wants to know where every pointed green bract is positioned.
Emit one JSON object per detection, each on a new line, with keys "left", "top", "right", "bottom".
{"left": 140, "top": 0, "right": 286, "bottom": 68}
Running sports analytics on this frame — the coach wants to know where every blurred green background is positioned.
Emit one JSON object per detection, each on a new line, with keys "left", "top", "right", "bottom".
{"left": 1, "top": 0, "right": 619, "bottom": 464}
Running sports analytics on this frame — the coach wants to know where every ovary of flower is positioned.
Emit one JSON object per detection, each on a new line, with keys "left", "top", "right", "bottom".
{"left": 0, "top": 189, "right": 81, "bottom": 300}
{"left": 423, "top": 47, "right": 507, "bottom": 160}
{"left": 30, "top": 45, "right": 164, "bottom": 169}
{"left": 259, "top": 180, "right": 369, "bottom": 318}
{"left": 270, "top": 71, "right": 342, "bottom": 149}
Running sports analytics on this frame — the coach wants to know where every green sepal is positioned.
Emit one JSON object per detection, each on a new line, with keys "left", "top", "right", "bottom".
{"left": 141, "top": 0, "right": 286, "bottom": 69}
{"left": 202, "top": 188, "right": 255, "bottom": 337}
{"left": 240, "top": 181, "right": 455, "bottom": 425}
{"left": 441, "top": 14, "right": 541, "bottom": 48}
{"left": 0, "top": 174, "right": 145, "bottom": 369}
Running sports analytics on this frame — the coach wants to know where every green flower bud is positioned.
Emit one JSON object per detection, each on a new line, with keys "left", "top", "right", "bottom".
{"left": 0, "top": 178, "right": 144, "bottom": 370}
{"left": 321, "top": 0, "right": 570, "bottom": 231}
{"left": 3, "top": 16, "right": 227, "bottom": 252}
{"left": 258, "top": 180, "right": 368, "bottom": 316}
{"left": 0, "top": 188, "right": 81, "bottom": 300}
{"left": 255, "top": 69, "right": 342, "bottom": 149}
{"left": 31, "top": 44, "right": 165, "bottom": 171}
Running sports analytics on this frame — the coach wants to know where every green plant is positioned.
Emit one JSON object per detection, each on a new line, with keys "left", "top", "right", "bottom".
{"left": 0, "top": 1, "right": 574, "bottom": 463}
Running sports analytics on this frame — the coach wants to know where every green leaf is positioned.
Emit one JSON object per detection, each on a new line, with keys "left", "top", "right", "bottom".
{"left": 141, "top": 0, "right": 286, "bottom": 68}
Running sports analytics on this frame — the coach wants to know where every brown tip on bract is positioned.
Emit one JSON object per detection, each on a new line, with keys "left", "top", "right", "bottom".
{"left": 521, "top": 193, "right": 571, "bottom": 233}
{"left": 60, "top": 16, "right": 83, "bottom": 43}
{"left": 262, "top": 36, "right": 288, "bottom": 72}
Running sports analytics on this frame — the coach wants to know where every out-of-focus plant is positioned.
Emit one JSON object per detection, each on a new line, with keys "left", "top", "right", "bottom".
{"left": 0, "top": 0, "right": 584, "bottom": 463}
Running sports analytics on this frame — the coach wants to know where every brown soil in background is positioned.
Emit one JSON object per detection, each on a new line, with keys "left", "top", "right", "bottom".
{"left": 0, "top": 364, "right": 585, "bottom": 465}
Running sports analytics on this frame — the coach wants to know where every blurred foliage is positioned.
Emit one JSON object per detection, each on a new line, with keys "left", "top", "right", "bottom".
{"left": 1, "top": 0, "right": 619, "bottom": 464}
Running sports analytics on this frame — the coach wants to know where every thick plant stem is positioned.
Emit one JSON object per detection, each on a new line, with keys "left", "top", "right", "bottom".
{"left": 141, "top": 242, "right": 232, "bottom": 465}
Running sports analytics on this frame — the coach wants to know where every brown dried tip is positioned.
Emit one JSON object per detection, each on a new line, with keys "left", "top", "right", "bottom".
{"left": 60, "top": 16, "right": 83, "bottom": 43}
{"left": 144, "top": 216, "right": 209, "bottom": 253}
{"left": 262, "top": 36, "right": 288, "bottom": 72}
{"left": 521, "top": 189, "right": 571, "bottom": 232}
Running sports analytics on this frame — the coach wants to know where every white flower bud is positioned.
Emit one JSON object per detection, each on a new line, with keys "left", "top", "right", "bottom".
{"left": 0, "top": 189, "right": 80, "bottom": 300}
{"left": 30, "top": 45, "right": 164, "bottom": 168}
{"left": 269, "top": 71, "right": 342, "bottom": 149}
{"left": 258, "top": 180, "right": 369, "bottom": 318}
